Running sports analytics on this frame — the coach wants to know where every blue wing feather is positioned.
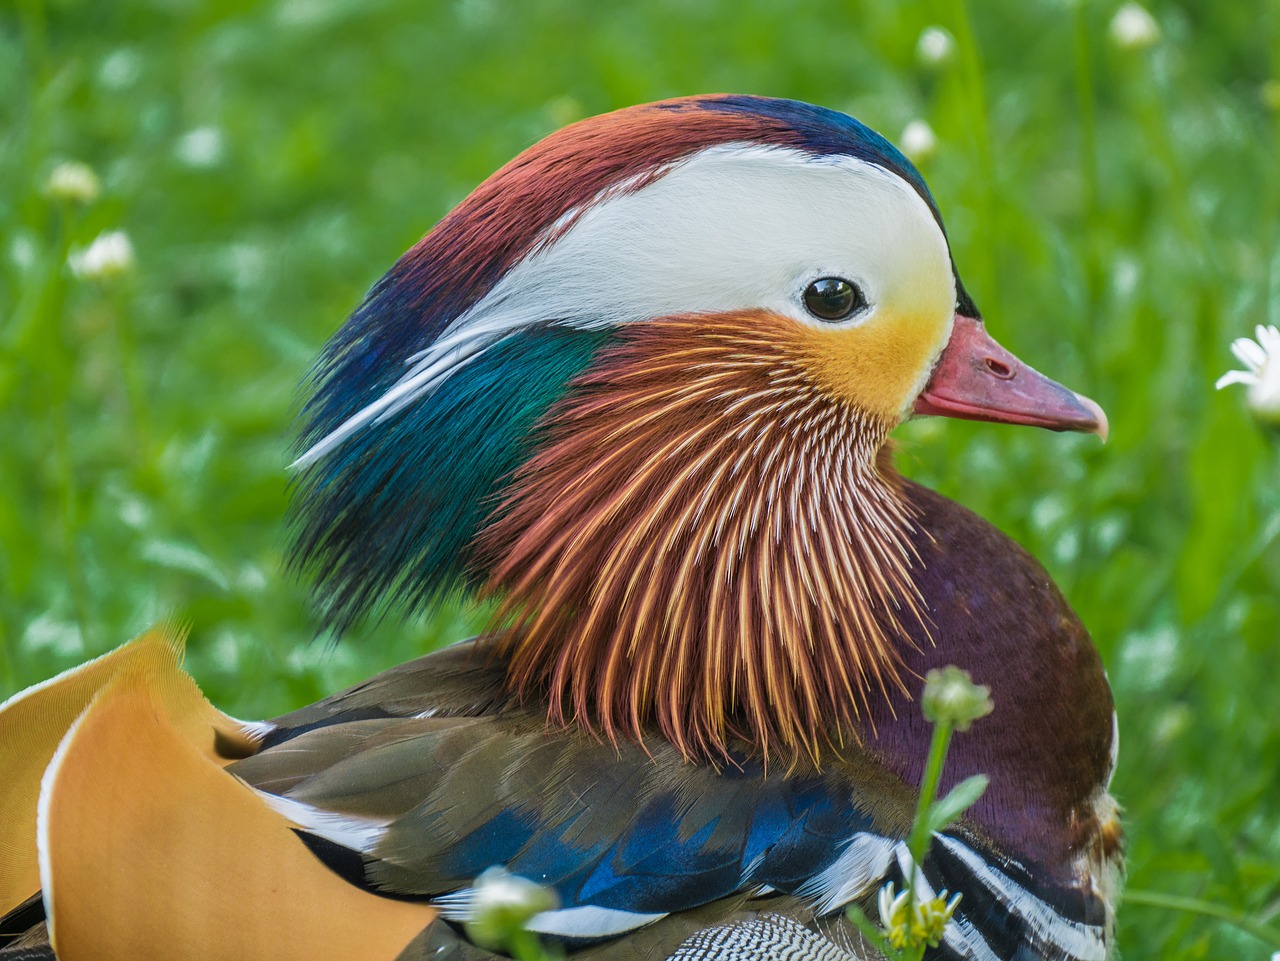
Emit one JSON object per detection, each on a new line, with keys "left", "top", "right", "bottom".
{"left": 423, "top": 756, "right": 879, "bottom": 917}
{"left": 236, "top": 648, "right": 1110, "bottom": 956}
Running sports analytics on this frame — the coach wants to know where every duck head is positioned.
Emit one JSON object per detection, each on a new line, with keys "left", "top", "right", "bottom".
{"left": 291, "top": 95, "right": 1105, "bottom": 762}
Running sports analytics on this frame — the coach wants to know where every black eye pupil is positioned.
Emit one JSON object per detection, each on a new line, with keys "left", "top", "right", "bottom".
{"left": 803, "top": 277, "right": 864, "bottom": 321}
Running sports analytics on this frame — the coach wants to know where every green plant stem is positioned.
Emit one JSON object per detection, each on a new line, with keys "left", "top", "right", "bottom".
{"left": 1071, "top": 6, "right": 1100, "bottom": 249}
{"left": 1123, "top": 889, "right": 1280, "bottom": 949}
{"left": 508, "top": 928, "right": 558, "bottom": 961}
{"left": 845, "top": 903, "right": 897, "bottom": 960}
{"left": 107, "top": 284, "right": 153, "bottom": 463}
{"left": 896, "top": 717, "right": 956, "bottom": 961}
{"left": 907, "top": 718, "right": 955, "bottom": 865}
{"left": 39, "top": 208, "right": 93, "bottom": 650}
{"left": 947, "top": 0, "right": 998, "bottom": 314}
{"left": 52, "top": 399, "right": 91, "bottom": 650}
{"left": 1069, "top": 1, "right": 1101, "bottom": 593}
{"left": 1120, "top": 41, "right": 1221, "bottom": 360}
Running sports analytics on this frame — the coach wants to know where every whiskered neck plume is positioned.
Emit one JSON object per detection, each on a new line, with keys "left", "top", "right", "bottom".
{"left": 474, "top": 311, "right": 931, "bottom": 763}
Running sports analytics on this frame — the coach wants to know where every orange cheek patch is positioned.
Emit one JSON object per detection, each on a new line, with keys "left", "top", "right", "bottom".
{"left": 786, "top": 309, "right": 951, "bottom": 420}
{"left": 475, "top": 310, "right": 928, "bottom": 764}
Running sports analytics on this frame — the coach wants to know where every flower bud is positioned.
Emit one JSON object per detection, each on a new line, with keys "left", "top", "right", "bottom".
{"left": 922, "top": 666, "right": 993, "bottom": 731}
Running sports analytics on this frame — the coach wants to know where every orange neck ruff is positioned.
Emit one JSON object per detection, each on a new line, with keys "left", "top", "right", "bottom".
{"left": 476, "top": 311, "right": 930, "bottom": 763}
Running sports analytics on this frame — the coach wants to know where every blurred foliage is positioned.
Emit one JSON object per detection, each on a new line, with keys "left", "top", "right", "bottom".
{"left": 2, "top": 0, "right": 1279, "bottom": 957}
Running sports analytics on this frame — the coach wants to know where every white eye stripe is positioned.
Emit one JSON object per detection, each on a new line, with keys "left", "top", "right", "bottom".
{"left": 294, "top": 142, "right": 954, "bottom": 469}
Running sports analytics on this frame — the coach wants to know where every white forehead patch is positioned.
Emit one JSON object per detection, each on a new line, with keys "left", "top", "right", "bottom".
{"left": 295, "top": 143, "right": 955, "bottom": 467}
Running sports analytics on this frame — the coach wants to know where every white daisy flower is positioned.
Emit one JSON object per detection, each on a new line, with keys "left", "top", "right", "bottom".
{"left": 45, "top": 161, "right": 101, "bottom": 204}
{"left": 1109, "top": 3, "right": 1160, "bottom": 51}
{"left": 1216, "top": 324, "right": 1280, "bottom": 424}
{"left": 877, "top": 880, "right": 961, "bottom": 950}
{"left": 900, "top": 120, "right": 938, "bottom": 164}
{"left": 69, "top": 230, "right": 135, "bottom": 281}
{"left": 175, "top": 126, "right": 225, "bottom": 168}
{"left": 916, "top": 27, "right": 955, "bottom": 68}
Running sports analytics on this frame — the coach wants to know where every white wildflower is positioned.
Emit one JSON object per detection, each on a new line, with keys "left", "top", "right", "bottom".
{"left": 23, "top": 611, "right": 84, "bottom": 658}
{"left": 916, "top": 26, "right": 956, "bottom": 68}
{"left": 877, "top": 881, "right": 961, "bottom": 950}
{"left": 45, "top": 161, "right": 101, "bottom": 204}
{"left": 69, "top": 230, "right": 135, "bottom": 281}
{"left": 878, "top": 882, "right": 913, "bottom": 947}
{"left": 916, "top": 889, "right": 962, "bottom": 948}
{"left": 1109, "top": 3, "right": 1160, "bottom": 50}
{"left": 10, "top": 232, "right": 37, "bottom": 273}
{"left": 1217, "top": 325, "right": 1280, "bottom": 425}
{"left": 99, "top": 48, "right": 141, "bottom": 90}
{"left": 900, "top": 119, "right": 938, "bottom": 164}
{"left": 464, "top": 866, "right": 558, "bottom": 951}
{"left": 175, "top": 126, "right": 225, "bottom": 168}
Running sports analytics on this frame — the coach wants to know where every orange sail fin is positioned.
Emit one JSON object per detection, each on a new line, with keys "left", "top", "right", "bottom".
{"left": 37, "top": 635, "right": 437, "bottom": 961}
{"left": 0, "top": 623, "right": 257, "bottom": 914}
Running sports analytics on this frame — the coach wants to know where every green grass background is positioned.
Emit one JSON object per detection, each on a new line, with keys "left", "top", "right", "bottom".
{"left": 2, "top": 0, "right": 1278, "bottom": 957}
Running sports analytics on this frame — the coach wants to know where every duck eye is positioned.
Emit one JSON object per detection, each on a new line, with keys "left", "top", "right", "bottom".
{"left": 803, "top": 277, "right": 866, "bottom": 322}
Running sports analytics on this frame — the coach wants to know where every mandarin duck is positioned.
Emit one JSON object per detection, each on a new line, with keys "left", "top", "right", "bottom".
{"left": 0, "top": 95, "right": 1121, "bottom": 961}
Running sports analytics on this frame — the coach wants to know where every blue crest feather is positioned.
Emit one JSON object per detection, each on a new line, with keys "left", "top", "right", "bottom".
{"left": 290, "top": 324, "right": 611, "bottom": 631}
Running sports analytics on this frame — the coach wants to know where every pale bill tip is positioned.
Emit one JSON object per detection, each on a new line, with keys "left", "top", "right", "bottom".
{"left": 1075, "top": 391, "right": 1109, "bottom": 443}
